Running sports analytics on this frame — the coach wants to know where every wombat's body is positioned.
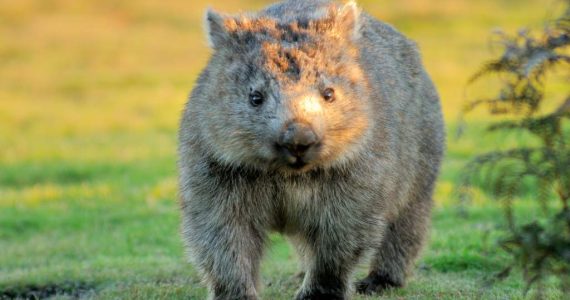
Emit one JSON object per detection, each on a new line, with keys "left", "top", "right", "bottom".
{"left": 178, "top": 0, "right": 444, "bottom": 299}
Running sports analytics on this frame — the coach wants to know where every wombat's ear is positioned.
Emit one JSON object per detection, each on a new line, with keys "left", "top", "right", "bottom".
{"left": 204, "top": 8, "right": 229, "bottom": 49}
{"left": 335, "top": 1, "right": 361, "bottom": 40}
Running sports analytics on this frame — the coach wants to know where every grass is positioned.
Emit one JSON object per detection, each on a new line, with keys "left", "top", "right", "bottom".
{"left": 0, "top": 0, "right": 568, "bottom": 299}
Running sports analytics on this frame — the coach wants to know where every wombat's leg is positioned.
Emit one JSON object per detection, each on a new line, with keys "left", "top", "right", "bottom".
{"left": 356, "top": 197, "right": 432, "bottom": 294}
{"left": 295, "top": 237, "right": 364, "bottom": 300}
{"left": 182, "top": 206, "right": 266, "bottom": 300}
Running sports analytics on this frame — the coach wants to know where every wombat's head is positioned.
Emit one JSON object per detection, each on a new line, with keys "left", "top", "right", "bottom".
{"left": 198, "top": 2, "right": 372, "bottom": 173}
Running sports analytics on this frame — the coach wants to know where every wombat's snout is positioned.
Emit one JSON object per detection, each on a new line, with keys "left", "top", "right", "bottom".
{"left": 276, "top": 122, "right": 320, "bottom": 166}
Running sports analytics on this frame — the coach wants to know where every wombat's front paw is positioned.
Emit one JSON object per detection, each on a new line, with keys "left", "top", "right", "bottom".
{"left": 295, "top": 289, "right": 345, "bottom": 300}
{"left": 355, "top": 270, "right": 402, "bottom": 295}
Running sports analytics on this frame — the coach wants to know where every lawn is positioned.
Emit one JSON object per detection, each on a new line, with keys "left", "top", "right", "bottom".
{"left": 0, "top": 0, "right": 567, "bottom": 299}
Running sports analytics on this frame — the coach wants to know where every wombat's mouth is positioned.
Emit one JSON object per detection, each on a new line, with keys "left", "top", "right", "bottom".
{"left": 288, "top": 159, "right": 308, "bottom": 169}
{"left": 279, "top": 152, "right": 309, "bottom": 169}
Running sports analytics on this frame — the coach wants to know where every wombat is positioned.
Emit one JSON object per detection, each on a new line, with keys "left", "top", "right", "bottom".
{"left": 178, "top": 0, "right": 445, "bottom": 299}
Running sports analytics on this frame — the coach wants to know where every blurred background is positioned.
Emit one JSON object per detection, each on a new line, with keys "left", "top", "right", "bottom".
{"left": 0, "top": 0, "right": 567, "bottom": 299}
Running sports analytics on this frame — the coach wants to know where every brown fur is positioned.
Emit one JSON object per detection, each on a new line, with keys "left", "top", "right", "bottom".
{"left": 178, "top": 1, "right": 445, "bottom": 299}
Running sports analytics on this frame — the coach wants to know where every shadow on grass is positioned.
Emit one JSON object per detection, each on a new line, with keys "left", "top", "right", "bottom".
{"left": 0, "top": 281, "right": 95, "bottom": 300}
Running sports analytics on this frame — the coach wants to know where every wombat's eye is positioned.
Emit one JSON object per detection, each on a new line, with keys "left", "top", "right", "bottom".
{"left": 249, "top": 91, "right": 264, "bottom": 107}
{"left": 322, "top": 88, "right": 335, "bottom": 102}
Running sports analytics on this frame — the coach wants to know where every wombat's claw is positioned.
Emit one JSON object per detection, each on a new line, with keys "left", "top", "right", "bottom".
{"left": 355, "top": 272, "right": 401, "bottom": 295}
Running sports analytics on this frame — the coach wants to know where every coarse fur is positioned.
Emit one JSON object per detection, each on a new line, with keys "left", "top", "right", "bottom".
{"left": 178, "top": 0, "right": 445, "bottom": 299}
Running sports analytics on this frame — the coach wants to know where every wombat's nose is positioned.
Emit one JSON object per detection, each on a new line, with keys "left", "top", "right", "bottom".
{"left": 277, "top": 122, "right": 319, "bottom": 159}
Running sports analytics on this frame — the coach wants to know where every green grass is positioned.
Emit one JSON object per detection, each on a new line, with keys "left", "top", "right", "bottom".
{"left": 0, "top": 0, "right": 568, "bottom": 299}
{"left": 0, "top": 130, "right": 565, "bottom": 299}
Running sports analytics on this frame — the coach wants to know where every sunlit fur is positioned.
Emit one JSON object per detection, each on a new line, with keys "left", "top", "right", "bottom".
{"left": 199, "top": 2, "right": 371, "bottom": 174}
{"left": 179, "top": 0, "right": 445, "bottom": 299}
